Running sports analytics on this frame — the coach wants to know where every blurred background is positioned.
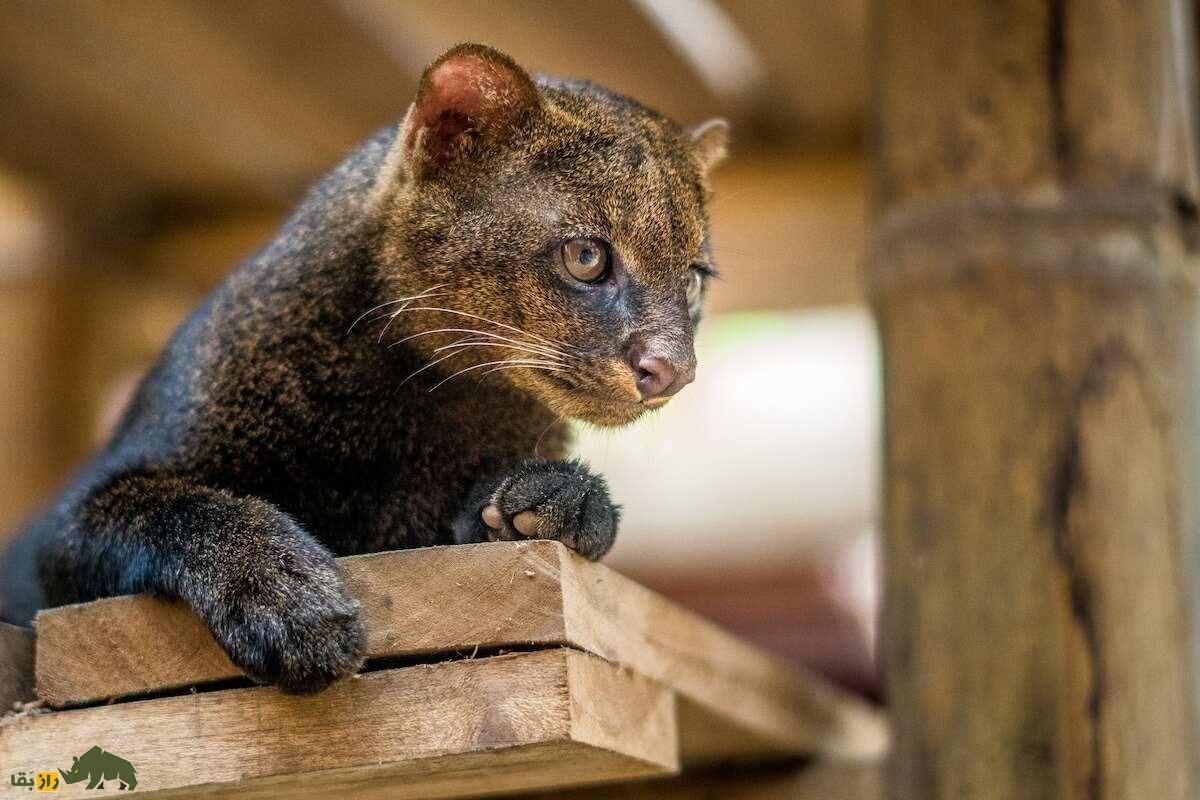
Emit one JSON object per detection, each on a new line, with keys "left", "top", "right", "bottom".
{"left": 0, "top": 1, "right": 878, "bottom": 696}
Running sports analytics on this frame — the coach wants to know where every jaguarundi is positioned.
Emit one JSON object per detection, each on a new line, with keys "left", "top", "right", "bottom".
{"left": 0, "top": 43, "right": 728, "bottom": 693}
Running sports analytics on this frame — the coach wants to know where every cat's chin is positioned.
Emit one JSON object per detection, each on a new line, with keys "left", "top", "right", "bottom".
{"left": 575, "top": 403, "right": 650, "bottom": 428}
{"left": 515, "top": 371, "right": 664, "bottom": 427}
{"left": 542, "top": 392, "right": 655, "bottom": 428}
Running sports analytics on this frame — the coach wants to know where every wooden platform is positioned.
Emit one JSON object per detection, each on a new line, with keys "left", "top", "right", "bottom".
{"left": 2, "top": 541, "right": 886, "bottom": 798}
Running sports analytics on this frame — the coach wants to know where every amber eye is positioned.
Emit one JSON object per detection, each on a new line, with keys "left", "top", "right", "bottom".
{"left": 560, "top": 237, "right": 610, "bottom": 283}
{"left": 686, "top": 267, "right": 705, "bottom": 308}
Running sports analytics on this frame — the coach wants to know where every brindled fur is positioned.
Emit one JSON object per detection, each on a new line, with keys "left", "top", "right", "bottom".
{"left": 0, "top": 43, "right": 728, "bottom": 693}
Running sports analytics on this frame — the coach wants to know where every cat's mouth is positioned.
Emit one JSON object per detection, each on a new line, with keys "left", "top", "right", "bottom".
{"left": 532, "top": 372, "right": 676, "bottom": 427}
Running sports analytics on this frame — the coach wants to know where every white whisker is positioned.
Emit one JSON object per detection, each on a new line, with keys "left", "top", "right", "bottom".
{"left": 396, "top": 350, "right": 462, "bottom": 389}
{"left": 362, "top": 292, "right": 450, "bottom": 330}
{"left": 434, "top": 339, "right": 566, "bottom": 361}
{"left": 481, "top": 363, "right": 568, "bottom": 376}
{"left": 388, "top": 326, "right": 571, "bottom": 360}
{"left": 391, "top": 306, "right": 575, "bottom": 351}
{"left": 346, "top": 285, "right": 447, "bottom": 335}
{"left": 428, "top": 358, "right": 566, "bottom": 392}
{"left": 534, "top": 416, "right": 565, "bottom": 458}
{"left": 475, "top": 363, "right": 569, "bottom": 387}
{"left": 376, "top": 296, "right": 442, "bottom": 343}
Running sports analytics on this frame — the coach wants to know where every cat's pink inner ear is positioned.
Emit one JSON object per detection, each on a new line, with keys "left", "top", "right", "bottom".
{"left": 409, "top": 46, "right": 537, "bottom": 164}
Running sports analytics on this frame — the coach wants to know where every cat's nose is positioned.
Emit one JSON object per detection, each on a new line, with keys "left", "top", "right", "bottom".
{"left": 630, "top": 353, "right": 695, "bottom": 400}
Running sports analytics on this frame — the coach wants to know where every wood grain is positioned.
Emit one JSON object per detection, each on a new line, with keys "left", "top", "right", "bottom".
{"left": 0, "top": 622, "right": 34, "bottom": 710}
{"left": 557, "top": 549, "right": 884, "bottom": 763}
{"left": 35, "top": 541, "right": 885, "bottom": 764}
{"left": 514, "top": 761, "right": 883, "bottom": 800}
{"left": 3, "top": 649, "right": 677, "bottom": 798}
{"left": 870, "top": 1, "right": 1199, "bottom": 798}
{"left": 35, "top": 542, "right": 567, "bottom": 706}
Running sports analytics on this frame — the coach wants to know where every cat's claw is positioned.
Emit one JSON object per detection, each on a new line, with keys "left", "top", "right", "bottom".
{"left": 478, "top": 459, "right": 619, "bottom": 560}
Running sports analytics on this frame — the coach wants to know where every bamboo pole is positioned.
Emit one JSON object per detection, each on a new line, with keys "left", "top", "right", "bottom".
{"left": 870, "top": 2, "right": 1200, "bottom": 798}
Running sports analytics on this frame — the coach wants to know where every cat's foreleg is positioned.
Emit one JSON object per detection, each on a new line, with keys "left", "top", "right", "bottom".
{"left": 40, "top": 474, "right": 365, "bottom": 693}
{"left": 452, "top": 459, "right": 619, "bottom": 560}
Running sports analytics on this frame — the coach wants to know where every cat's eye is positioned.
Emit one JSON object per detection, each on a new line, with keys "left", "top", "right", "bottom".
{"left": 686, "top": 267, "right": 705, "bottom": 308}
{"left": 561, "top": 238, "right": 610, "bottom": 283}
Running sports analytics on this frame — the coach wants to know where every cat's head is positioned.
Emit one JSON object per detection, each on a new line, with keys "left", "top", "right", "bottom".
{"left": 373, "top": 43, "right": 728, "bottom": 427}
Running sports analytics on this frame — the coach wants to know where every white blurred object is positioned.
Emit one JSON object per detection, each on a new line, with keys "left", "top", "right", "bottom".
{"left": 571, "top": 307, "right": 880, "bottom": 572}
{"left": 0, "top": 176, "right": 51, "bottom": 279}
{"left": 629, "top": 0, "right": 768, "bottom": 99}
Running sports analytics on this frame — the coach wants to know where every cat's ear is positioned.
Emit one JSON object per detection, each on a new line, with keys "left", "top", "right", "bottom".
{"left": 403, "top": 43, "right": 539, "bottom": 170}
{"left": 688, "top": 118, "right": 730, "bottom": 173}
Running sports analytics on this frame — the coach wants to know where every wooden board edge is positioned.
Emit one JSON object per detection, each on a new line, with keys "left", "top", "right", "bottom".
{"left": 144, "top": 741, "right": 673, "bottom": 800}
{"left": 0, "top": 622, "right": 35, "bottom": 711}
{"left": 6, "top": 649, "right": 678, "bottom": 798}
{"left": 509, "top": 760, "right": 884, "bottom": 799}
{"left": 35, "top": 541, "right": 570, "bottom": 707}
{"left": 557, "top": 545, "right": 888, "bottom": 762}
{"left": 564, "top": 649, "right": 679, "bottom": 773}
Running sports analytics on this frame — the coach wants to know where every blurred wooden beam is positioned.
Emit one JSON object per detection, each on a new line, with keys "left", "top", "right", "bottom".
{"left": 340, "top": 0, "right": 723, "bottom": 126}
{"left": 0, "top": 10, "right": 152, "bottom": 212}
{"left": 0, "top": 0, "right": 409, "bottom": 215}
{"left": 0, "top": 0, "right": 866, "bottom": 248}
{"left": 713, "top": 0, "right": 866, "bottom": 141}
{"left": 871, "top": 1, "right": 1199, "bottom": 798}
{"left": 0, "top": 1, "right": 276, "bottom": 200}
{"left": 196, "top": 0, "right": 415, "bottom": 141}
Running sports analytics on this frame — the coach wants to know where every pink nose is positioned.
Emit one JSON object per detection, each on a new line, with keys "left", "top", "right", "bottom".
{"left": 630, "top": 353, "right": 695, "bottom": 400}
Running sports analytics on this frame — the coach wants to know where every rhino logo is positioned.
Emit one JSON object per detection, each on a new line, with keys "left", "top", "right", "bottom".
{"left": 58, "top": 746, "right": 137, "bottom": 790}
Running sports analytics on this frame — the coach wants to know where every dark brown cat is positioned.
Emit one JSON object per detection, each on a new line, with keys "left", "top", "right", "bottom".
{"left": 0, "top": 43, "right": 728, "bottom": 693}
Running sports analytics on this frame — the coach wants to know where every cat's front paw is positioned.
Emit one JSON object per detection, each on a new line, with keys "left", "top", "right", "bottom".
{"left": 480, "top": 459, "right": 619, "bottom": 560}
{"left": 203, "top": 517, "right": 366, "bottom": 694}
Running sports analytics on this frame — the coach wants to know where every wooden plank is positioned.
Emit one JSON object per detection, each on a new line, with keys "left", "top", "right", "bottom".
{"left": 514, "top": 761, "right": 883, "bottom": 799}
{"left": 3, "top": 649, "right": 677, "bottom": 798}
{"left": 35, "top": 541, "right": 886, "bottom": 763}
{"left": 0, "top": 622, "right": 34, "bottom": 710}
